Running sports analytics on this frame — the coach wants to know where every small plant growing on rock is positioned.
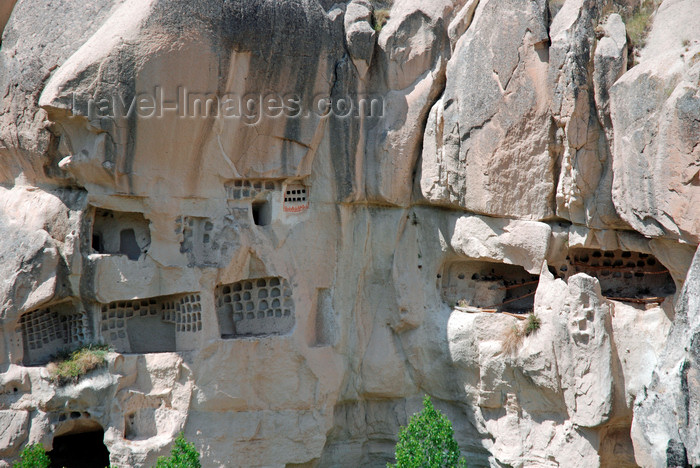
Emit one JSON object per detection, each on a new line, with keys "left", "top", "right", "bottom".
{"left": 502, "top": 313, "right": 541, "bottom": 354}
{"left": 524, "top": 313, "right": 541, "bottom": 336}
{"left": 388, "top": 396, "right": 468, "bottom": 467}
{"left": 154, "top": 433, "right": 201, "bottom": 468}
{"left": 501, "top": 324, "right": 524, "bottom": 355}
{"left": 47, "top": 343, "right": 110, "bottom": 386}
{"left": 371, "top": 0, "right": 393, "bottom": 32}
{"left": 13, "top": 443, "right": 50, "bottom": 468}
{"left": 373, "top": 8, "right": 391, "bottom": 31}
{"left": 621, "top": 0, "right": 661, "bottom": 61}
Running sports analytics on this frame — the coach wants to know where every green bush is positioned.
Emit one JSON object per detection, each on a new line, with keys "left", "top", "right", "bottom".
{"left": 13, "top": 443, "right": 50, "bottom": 468}
{"left": 524, "top": 313, "right": 541, "bottom": 336}
{"left": 47, "top": 343, "right": 110, "bottom": 385}
{"left": 624, "top": 3, "right": 656, "bottom": 50}
{"left": 389, "top": 396, "right": 467, "bottom": 468}
{"left": 154, "top": 433, "right": 201, "bottom": 468}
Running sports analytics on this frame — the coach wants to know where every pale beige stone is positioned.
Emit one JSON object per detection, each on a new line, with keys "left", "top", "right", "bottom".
{"left": 610, "top": 0, "right": 700, "bottom": 244}
{"left": 0, "top": 0, "right": 698, "bottom": 466}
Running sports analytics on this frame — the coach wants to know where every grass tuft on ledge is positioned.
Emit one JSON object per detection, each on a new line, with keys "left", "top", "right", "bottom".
{"left": 501, "top": 313, "right": 541, "bottom": 355}
{"left": 47, "top": 344, "right": 110, "bottom": 386}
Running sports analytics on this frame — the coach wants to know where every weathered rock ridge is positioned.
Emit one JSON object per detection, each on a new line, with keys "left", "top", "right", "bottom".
{"left": 0, "top": 0, "right": 698, "bottom": 466}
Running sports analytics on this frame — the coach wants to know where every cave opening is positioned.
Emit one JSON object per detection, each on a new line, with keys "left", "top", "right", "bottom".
{"left": 215, "top": 277, "right": 295, "bottom": 338}
{"left": 91, "top": 233, "right": 102, "bottom": 252}
{"left": 569, "top": 248, "right": 676, "bottom": 301}
{"left": 441, "top": 260, "right": 539, "bottom": 313}
{"left": 48, "top": 429, "right": 110, "bottom": 468}
{"left": 252, "top": 200, "right": 271, "bottom": 226}
{"left": 119, "top": 228, "right": 141, "bottom": 260}
{"left": 90, "top": 207, "right": 150, "bottom": 259}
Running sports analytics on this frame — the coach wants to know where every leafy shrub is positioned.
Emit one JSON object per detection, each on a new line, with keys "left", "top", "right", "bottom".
{"left": 47, "top": 343, "right": 110, "bottom": 385}
{"left": 389, "top": 396, "right": 467, "bottom": 468}
{"left": 524, "top": 313, "right": 541, "bottom": 336}
{"left": 13, "top": 443, "right": 50, "bottom": 468}
{"left": 154, "top": 433, "right": 201, "bottom": 468}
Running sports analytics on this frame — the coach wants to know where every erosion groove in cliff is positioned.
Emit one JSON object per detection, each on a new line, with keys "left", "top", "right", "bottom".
{"left": 0, "top": 0, "right": 698, "bottom": 466}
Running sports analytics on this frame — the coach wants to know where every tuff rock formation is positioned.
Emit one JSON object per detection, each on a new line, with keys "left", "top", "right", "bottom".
{"left": 0, "top": 0, "right": 698, "bottom": 466}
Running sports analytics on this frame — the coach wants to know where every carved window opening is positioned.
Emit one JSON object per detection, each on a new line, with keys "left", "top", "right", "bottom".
{"left": 175, "top": 216, "right": 220, "bottom": 266}
{"left": 100, "top": 293, "right": 202, "bottom": 353}
{"left": 441, "top": 261, "right": 539, "bottom": 313}
{"left": 18, "top": 304, "right": 88, "bottom": 365}
{"left": 91, "top": 208, "right": 150, "bottom": 260}
{"left": 569, "top": 249, "right": 675, "bottom": 302}
{"left": 215, "top": 277, "right": 294, "bottom": 338}
{"left": 225, "top": 179, "right": 280, "bottom": 200}
{"left": 125, "top": 407, "right": 158, "bottom": 440}
{"left": 119, "top": 229, "right": 140, "bottom": 260}
{"left": 177, "top": 216, "right": 207, "bottom": 253}
{"left": 283, "top": 183, "right": 309, "bottom": 212}
{"left": 312, "top": 288, "right": 336, "bottom": 347}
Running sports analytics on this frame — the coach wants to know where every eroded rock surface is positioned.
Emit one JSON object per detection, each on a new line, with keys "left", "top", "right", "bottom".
{"left": 632, "top": 248, "right": 700, "bottom": 467}
{"left": 0, "top": 0, "right": 698, "bottom": 467}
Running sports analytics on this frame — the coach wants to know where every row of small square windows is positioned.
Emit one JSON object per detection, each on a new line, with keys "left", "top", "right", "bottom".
{"left": 19, "top": 309, "right": 86, "bottom": 350}
{"left": 216, "top": 277, "right": 294, "bottom": 323}
{"left": 220, "top": 278, "right": 281, "bottom": 294}
{"left": 226, "top": 179, "right": 308, "bottom": 203}
{"left": 230, "top": 180, "right": 278, "bottom": 190}
{"left": 20, "top": 280, "right": 293, "bottom": 345}
{"left": 234, "top": 309, "right": 291, "bottom": 321}
{"left": 284, "top": 188, "right": 307, "bottom": 204}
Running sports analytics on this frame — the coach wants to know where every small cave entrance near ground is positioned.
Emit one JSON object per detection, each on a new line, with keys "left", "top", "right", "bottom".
{"left": 441, "top": 260, "right": 539, "bottom": 313}
{"left": 91, "top": 207, "right": 150, "bottom": 260}
{"left": 568, "top": 248, "right": 676, "bottom": 302}
{"left": 48, "top": 429, "right": 109, "bottom": 468}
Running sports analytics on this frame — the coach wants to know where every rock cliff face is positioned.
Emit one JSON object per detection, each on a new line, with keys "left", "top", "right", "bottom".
{"left": 0, "top": 0, "right": 698, "bottom": 466}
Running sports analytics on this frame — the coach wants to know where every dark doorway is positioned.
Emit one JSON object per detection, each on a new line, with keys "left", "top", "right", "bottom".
{"left": 49, "top": 430, "right": 110, "bottom": 468}
{"left": 119, "top": 228, "right": 141, "bottom": 260}
{"left": 91, "top": 233, "right": 103, "bottom": 252}
{"left": 252, "top": 201, "right": 271, "bottom": 226}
